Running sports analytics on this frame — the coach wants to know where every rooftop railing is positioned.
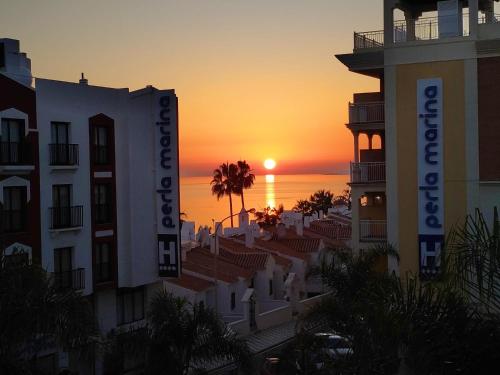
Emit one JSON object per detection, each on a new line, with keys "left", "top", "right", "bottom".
{"left": 354, "top": 13, "right": 500, "bottom": 50}
{"left": 354, "top": 31, "right": 384, "bottom": 50}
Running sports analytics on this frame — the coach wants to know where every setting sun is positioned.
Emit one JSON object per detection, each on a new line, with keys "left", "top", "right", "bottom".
{"left": 264, "top": 158, "right": 277, "bottom": 170}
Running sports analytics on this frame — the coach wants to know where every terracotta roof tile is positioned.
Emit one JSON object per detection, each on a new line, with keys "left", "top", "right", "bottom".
{"left": 254, "top": 238, "right": 309, "bottom": 261}
{"left": 218, "top": 237, "right": 293, "bottom": 270}
{"left": 309, "top": 220, "right": 352, "bottom": 241}
{"left": 167, "top": 273, "right": 214, "bottom": 292}
{"left": 184, "top": 247, "right": 253, "bottom": 283}
{"left": 277, "top": 238, "right": 322, "bottom": 253}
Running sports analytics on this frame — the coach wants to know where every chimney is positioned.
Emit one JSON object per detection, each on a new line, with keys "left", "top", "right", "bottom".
{"left": 239, "top": 208, "right": 249, "bottom": 228}
{"left": 210, "top": 235, "right": 220, "bottom": 255}
{"left": 296, "top": 219, "right": 304, "bottom": 236}
{"left": 79, "top": 72, "right": 88, "bottom": 85}
{"left": 304, "top": 216, "right": 311, "bottom": 228}
{"left": 245, "top": 226, "right": 254, "bottom": 248}
{"left": 214, "top": 222, "right": 223, "bottom": 236}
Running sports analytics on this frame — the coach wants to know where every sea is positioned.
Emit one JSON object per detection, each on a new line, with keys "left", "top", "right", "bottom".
{"left": 180, "top": 174, "right": 349, "bottom": 229}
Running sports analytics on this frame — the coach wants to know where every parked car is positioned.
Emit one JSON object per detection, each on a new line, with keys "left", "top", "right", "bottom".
{"left": 261, "top": 357, "right": 280, "bottom": 375}
{"left": 314, "top": 332, "right": 353, "bottom": 359}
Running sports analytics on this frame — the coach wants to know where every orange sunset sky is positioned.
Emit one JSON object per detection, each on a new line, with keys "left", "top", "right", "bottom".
{"left": 0, "top": 0, "right": 383, "bottom": 176}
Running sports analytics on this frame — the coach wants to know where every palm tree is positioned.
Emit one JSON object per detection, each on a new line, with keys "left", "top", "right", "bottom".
{"left": 0, "top": 254, "right": 98, "bottom": 374}
{"left": 105, "top": 292, "right": 251, "bottom": 375}
{"left": 293, "top": 199, "right": 313, "bottom": 216}
{"left": 443, "top": 207, "right": 500, "bottom": 313}
{"left": 310, "top": 189, "right": 335, "bottom": 215}
{"left": 301, "top": 243, "right": 500, "bottom": 374}
{"left": 254, "top": 204, "right": 284, "bottom": 228}
{"left": 211, "top": 163, "right": 239, "bottom": 227}
{"left": 235, "top": 160, "right": 255, "bottom": 209}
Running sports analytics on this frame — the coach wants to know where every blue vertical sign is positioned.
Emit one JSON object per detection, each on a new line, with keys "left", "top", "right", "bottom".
{"left": 417, "top": 78, "right": 444, "bottom": 278}
{"left": 155, "top": 90, "right": 181, "bottom": 278}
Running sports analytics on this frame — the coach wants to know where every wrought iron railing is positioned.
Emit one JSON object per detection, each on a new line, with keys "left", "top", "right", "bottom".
{"left": 49, "top": 143, "right": 79, "bottom": 166}
{"left": 354, "top": 31, "right": 384, "bottom": 50}
{"left": 0, "top": 142, "right": 33, "bottom": 165}
{"left": 49, "top": 206, "right": 83, "bottom": 229}
{"left": 53, "top": 268, "right": 85, "bottom": 290}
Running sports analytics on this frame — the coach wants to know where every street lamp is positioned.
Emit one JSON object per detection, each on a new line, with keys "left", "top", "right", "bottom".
{"left": 211, "top": 208, "right": 255, "bottom": 314}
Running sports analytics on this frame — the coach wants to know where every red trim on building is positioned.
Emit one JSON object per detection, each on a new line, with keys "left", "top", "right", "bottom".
{"left": 0, "top": 73, "right": 41, "bottom": 263}
{"left": 89, "top": 114, "right": 118, "bottom": 290}
{"left": 478, "top": 57, "right": 500, "bottom": 181}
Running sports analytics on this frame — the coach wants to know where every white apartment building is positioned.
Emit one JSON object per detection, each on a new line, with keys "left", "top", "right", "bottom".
{"left": 1, "top": 38, "right": 182, "bottom": 374}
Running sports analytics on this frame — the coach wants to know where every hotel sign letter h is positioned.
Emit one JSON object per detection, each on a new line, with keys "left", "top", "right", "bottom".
{"left": 158, "top": 234, "right": 178, "bottom": 277}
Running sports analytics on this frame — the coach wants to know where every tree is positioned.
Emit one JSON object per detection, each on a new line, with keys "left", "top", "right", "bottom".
{"left": 443, "top": 208, "right": 500, "bottom": 313}
{"left": 0, "top": 255, "right": 98, "bottom": 374}
{"left": 211, "top": 163, "right": 239, "bottom": 227}
{"left": 293, "top": 199, "right": 313, "bottom": 216}
{"left": 105, "top": 292, "right": 251, "bottom": 375}
{"left": 234, "top": 160, "right": 255, "bottom": 209}
{"left": 333, "top": 188, "right": 352, "bottom": 210}
{"left": 302, "top": 242, "right": 500, "bottom": 374}
{"left": 254, "top": 204, "right": 284, "bottom": 229}
{"left": 310, "top": 190, "right": 334, "bottom": 215}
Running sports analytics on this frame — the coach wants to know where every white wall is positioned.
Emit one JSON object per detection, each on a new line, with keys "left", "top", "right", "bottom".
{"left": 36, "top": 78, "right": 129, "bottom": 296}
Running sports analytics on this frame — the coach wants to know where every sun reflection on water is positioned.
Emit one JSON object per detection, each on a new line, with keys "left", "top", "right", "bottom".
{"left": 265, "top": 174, "right": 276, "bottom": 208}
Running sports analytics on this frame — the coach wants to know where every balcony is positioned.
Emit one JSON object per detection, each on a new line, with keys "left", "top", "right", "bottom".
{"left": 0, "top": 142, "right": 34, "bottom": 173}
{"left": 1, "top": 209, "right": 27, "bottom": 233}
{"left": 53, "top": 268, "right": 85, "bottom": 290}
{"left": 348, "top": 101, "right": 384, "bottom": 125}
{"left": 350, "top": 162, "right": 386, "bottom": 184}
{"left": 360, "top": 220, "right": 387, "bottom": 242}
{"left": 354, "top": 31, "right": 384, "bottom": 50}
{"left": 49, "top": 144, "right": 79, "bottom": 167}
{"left": 49, "top": 206, "right": 83, "bottom": 230}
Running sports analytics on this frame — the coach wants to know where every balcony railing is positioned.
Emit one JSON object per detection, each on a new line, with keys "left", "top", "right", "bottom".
{"left": 49, "top": 144, "right": 79, "bottom": 166}
{"left": 49, "top": 206, "right": 83, "bottom": 230}
{"left": 53, "top": 268, "right": 85, "bottom": 290}
{"left": 354, "top": 31, "right": 384, "bottom": 50}
{"left": 1, "top": 209, "right": 27, "bottom": 233}
{"left": 354, "top": 14, "right": 500, "bottom": 50}
{"left": 0, "top": 142, "right": 33, "bottom": 165}
{"left": 360, "top": 220, "right": 387, "bottom": 242}
{"left": 350, "top": 162, "right": 386, "bottom": 183}
{"left": 348, "top": 101, "right": 384, "bottom": 124}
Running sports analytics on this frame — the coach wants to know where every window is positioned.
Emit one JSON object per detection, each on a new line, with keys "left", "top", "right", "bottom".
{"left": 3, "top": 252, "right": 29, "bottom": 267}
{"left": 117, "top": 287, "right": 144, "bottom": 325}
{"left": 250, "top": 277, "right": 254, "bottom": 288}
{"left": 54, "top": 247, "right": 73, "bottom": 289}
{"left": 51, "top": 122, "right": 69, "bottom": 145}
{"left": 52, "top": 185, "right": 71, "bottom": 228}
{"left": 2, "top": 186, "right": 27, "bottom": 232}
{"left": 230, "top": 292, "right": 236, "bottom": 310}
{"left": 1, "top": 119, "right": 25, "bottom": 164}
{"left": 95, "top": 242, "right": 112, "bottom": 283}
{"left": 269, "top": 279, "right": 273, "bottom": 296}
{"left": 94, "top": 126, "right": 109, "bottom": 164}
{"left": 94, "top": 183, "right": 112, "bottom": 224}
{"left": 50, "top": 122, "right": 76, "bottom": 165}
